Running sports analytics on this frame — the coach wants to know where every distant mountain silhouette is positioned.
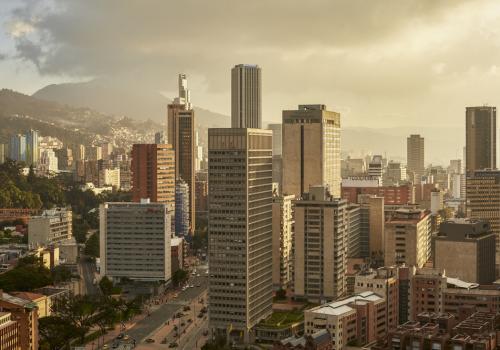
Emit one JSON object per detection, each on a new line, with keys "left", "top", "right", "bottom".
{"left": 33, "top": 79, "right": 230, "bottom": 129}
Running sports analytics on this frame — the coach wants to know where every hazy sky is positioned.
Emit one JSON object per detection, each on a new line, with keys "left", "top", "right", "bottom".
{"left": 2, "top": 0, "right": 500, "bottom": 127}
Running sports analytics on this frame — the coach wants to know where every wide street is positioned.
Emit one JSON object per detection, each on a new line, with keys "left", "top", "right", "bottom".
{"left": 103, "top": 264, "right": 209, "bottom": 350}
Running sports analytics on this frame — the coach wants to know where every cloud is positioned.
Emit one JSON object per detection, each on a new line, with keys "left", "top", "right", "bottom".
{"left": 6, "top": 0, "right": 500, "bottom": 128}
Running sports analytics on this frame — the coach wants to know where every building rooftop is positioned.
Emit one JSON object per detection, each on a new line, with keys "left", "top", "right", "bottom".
{"left": 308, "top": 291, "right": 383, "bottom": 316}
{"left": 11, "top": 291, "right": 45, "bottom": 301}
{"left": 0, "top": 292, "right": 38, "bottom": 309}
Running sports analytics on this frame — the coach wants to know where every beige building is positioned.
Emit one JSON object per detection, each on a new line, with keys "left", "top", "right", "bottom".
{"left": 282, "top": 104, "right": 341, "bottom": 198}
{"left": 407, "top": 134, "right": 425, "bottom": 183}
{"left": 465, "top": 106, "right": 496, "bottom": 173}
{"left": 384, "top": 209, "right": 431, "bottom": 268}
{"left": 434, "top": 219, "right": 495, "bottom": 284}
{"left": 466, "top": 169, "right": 500, "bottom": 269}
{"left": 304, "top": 291, "right": 386, "bottom": 350}
{"left": 293, "top": 186, "right": 347, "bottom": 303}
{"left": 98, "top": 168, "right": 120, "bottom": 188}
{"left": 354, "top": 267, "right": 399, "bottom": 330}
{"left": 208, "top": 128, "right": 273, "bottom": 343}
{"left": 28, "top": 208, "right": 72, "bottom": 247}
{"left": 359, "top": 195, "right": 385, "bottom": 263}
{"left": 272, "top": 193, "right": 295, "bottom": 291}
{"left": 231, "top": 64, "right": 261, "bottom": 128}
{"left": 99, "top": 200, "right": 171, "bottom": 282}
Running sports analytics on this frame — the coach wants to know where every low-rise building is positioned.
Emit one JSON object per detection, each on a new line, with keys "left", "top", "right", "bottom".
{"left": 28, "top": 208, "right": 72, "bottom": 247}
{"left": 0, "top": 291, "right": 38, "bottom": 350}
{"left": 304, "top": 291, "right": 386, "bottom": 349}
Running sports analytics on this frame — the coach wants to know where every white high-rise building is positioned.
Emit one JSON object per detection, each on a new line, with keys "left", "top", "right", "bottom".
{"left": 100, "top": 200, "right": 171, "bottom": 282}
{"left": 38, "top": 149, "right": 58, "bottom": 175}
{"left": 173, "top": 73, "right": 192, "bottom": 110}
{"left": 231, "top": 64, "right": 261, "bottom": 128}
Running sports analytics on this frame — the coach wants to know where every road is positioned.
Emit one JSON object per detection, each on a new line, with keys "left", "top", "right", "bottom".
{"left": 118, "top": 270, "right": 209, "bottom": 346}
{"left": 79, "top": 255, "right": 99, "bottom": 295}
{"left": 180, "top": 317, "right": 208, "bottom": 349}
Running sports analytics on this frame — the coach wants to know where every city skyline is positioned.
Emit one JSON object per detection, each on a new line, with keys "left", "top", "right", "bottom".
{"left": 2, "top": 1, "right": 500, "bottom": 131}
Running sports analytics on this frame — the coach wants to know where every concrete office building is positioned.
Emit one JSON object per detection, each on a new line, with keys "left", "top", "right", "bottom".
{"left": 434, "top": 219, "right": 495, "bottom": 284}
{"left": 293, "top": 186, "right": 347, "bottom": 303}
{"left": 267, "top": 123, "right": 282, "bottom": 156}
{"left": 28, "top": 208, "right": 72, "bottom": 247}
{"left": 175, "top": 179, "right": 190, "bottom": 237}
{"left": 368, "top": 155, "right": 384, "bottom": 181}
{"left": 208, "top": 128, "right": 273, "bottom": 342}
{"left": 358, "top": 195, "right": 385, "bottom": 262}
{"left": 304, "top": 291, "right": 386, "bottom": 350}
{"left": 272, "top": 194, "right": 295, "bottom": 291}
{"left": 98, "top": 168, "right": 120, "bottom": 188}
{"left": 37, "top": 149, "right": 58, "bottom": 175}
{"left": 167, "top": 74, "right": 196, "bottom": 234}
{"left": 231, "top": 64, "right": 261, "bottom": 128}
{"left": 466, "top": 170, "right": 500, "bottom": 268}
{"left": 407, "top": 134, "right": 425, "bottom": 183}
{"left": 465, "top": 106, "right": 496, "bottom": 173}
{"left": 282, "top": 105, "right": 341, "bottom": 198}
{"left": 384, "top": 161, "right": 407, "bottom": 186}
{"left": 54, "top": 148, "right": 73, "bottom": 171}
{"left": 71, "top": 144, "right": 85, "bottom": 161}
{"left": 131, "top": 144, "right": 175, "bottom": 211}
{"left": 384, "top": 209, "right": 431, "bottom": 268}
{"left": 99, "top": 200, "right": 171, "bottom": 282}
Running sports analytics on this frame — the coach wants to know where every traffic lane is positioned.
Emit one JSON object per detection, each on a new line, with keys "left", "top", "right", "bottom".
{"left": 181, "top": 318, "right": 208, "bottom": 350}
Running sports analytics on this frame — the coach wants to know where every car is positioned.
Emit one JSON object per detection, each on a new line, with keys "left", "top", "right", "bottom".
{"left": 196, "top": 273, "right": 200, "bottom": 277}
{"left": 183, "top": 306, "right": 190, "bottom": 311}
{"left": 196, "top": 284, "right": 201, "bottom": 287}
{"left": 176, "top": 312, "right": 184, "bottom": 318}
{"left": 117, "top": 333, "right": 124, "bottom": 340}
{"left": 146, "top": 338, "right": 155, "bottom": 343}
{"left": 169, "top": 342, "right": 178, "bottom": 348}
{"left": 190, "top": 285, "right": 194, "bottom": 288}
{"left": 201, "top": 307, "right": 207, "bottom": 313}
{"left": 181, "top": 322, "right": 185, "bottom": 326}
{"left": 102, "top": 345, "right": 109, "bottom": 350}
{"left": 202, "top": 330, "right": 209, "bottom": 336}
{"left": 123, "top": 335, "right": 130, "bottom": 340}
{"left": 198, "top": 313, "right": 203, "bottom": 318}
{"left": 187, "top": 318, "right": 192, "bottom": 323}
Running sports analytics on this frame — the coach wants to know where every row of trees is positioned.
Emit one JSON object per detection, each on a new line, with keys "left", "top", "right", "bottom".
{"left": 39, "top": 283, "right": 142, "bottom": 349}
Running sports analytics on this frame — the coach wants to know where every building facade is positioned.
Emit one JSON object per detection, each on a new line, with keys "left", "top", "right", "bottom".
{"left": 99, "top": 200, "right": 171, "bottom": 282}
{"left": 407, "top": 134, "right": 425, "bottom": 183}
{"left": 465, "top": 106, "right": 496, "bottom": 173}
{"left": 293, "top": 186, "right": 347, "bottom": 303}
{"left": 208, "top": 128, "right": 273, "bottom": 342}
{"left": 272, "top": 194, "right": 295, "bottom": 291}
{"left": 282, "top": 105, "right": 341, "bottom": 198}
{"left": 28, "top": 208, "right": 72, "bottom": 247}
{"left": 231, "top": 64, "right": 262, "bottom": 128}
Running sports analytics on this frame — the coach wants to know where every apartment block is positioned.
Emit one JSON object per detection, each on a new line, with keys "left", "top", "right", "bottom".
{"left": 0, "top": 291, "right": 38, "bottom": 350}
{"left": 272, "top": 193, "right": 295, "bottom": 291}
{"left": 384, "top": 209, "right": 431, "bottom": 268}
{"left": 0, "top": 312, "right": 20, "bottom": 350}
{"left": 304, "top": 291, "right": 386, "bottom": 350}
{"left": 293, "top": 186, "right": 347, "bottom": 303}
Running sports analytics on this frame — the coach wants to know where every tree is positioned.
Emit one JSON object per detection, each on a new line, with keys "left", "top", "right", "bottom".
{"left": 172, "top": 269, "right": 189, "bottom": 287}
{"left": 98, "top": 276, "right": 114, "bottom": 296}
{"left": 85, "top": 232, "right": 99, "bottom": 258}
{"left": 0, "top": 255, "right": 52, "bottom": 291}
{"left": 39, "top": 316, "right": 78, "bottom": 350}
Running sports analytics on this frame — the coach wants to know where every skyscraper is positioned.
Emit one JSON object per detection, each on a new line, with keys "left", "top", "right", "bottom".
{"left": 466, "top": 169, "right": 500, "bottom": 268}
{"left": 168, "top": 74, "right": 196, "bottom": 234}
{"left": 231, "top": 64, "right": 261, "bottom": 128}
{"left": 131, "top": 144, "right": 175, "bottom": 211}
{"left": 407, "top": 134, "right": 425, "bottom": 183}
{"left": 466, "top": 106, "right": 496, "bottom": 173}
{"left": 9, "top": 134, "right": 26, "bottom": 162}
{"left": 208, "top": 128, "right": 273, "bottom": 342}
{"left": 175, "top": 179, "right": 190, "bottom": 237}
{"left": 272, "top": 193, "right": 294, "bottom": 291}
{"left": 282, "top": 104, "right": 341, "bottom": 198}
{"left": 25, "top": 129, "right": 39, "bottom": 166}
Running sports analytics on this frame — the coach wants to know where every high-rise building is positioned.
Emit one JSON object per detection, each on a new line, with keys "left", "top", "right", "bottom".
{"left": 384, "top": 161, "right": 407, "bottom": 186}
{"left": 86, "top": 146, "right": 102, "bottom": 161}
{"left": 167, "top": 74, "right": 196, "bottom": 234}
{"left": 0, "top": 144, "right": 5, "bottom": 164}
{"left": 272, "top": 193, "right": 294, "bottom": 291}
{"left": 282, "top": 105, "right": 341, "bottom": 198}
{"left": 384, "top": 209, "right": 431, "bottom": 268}
{"left": 37, "top": 149, "right": 58, "bottom": 175}
{"left": 25, "top": 129, "right": 39, "bottom": 166}
{"left": 368, "top": 155, "right": 384, "bottom": 181}
{"left": 9, "top": 134, "right": 26, "bottom": 162}
{"left": 231, "top": 64, "right": 261, "bottom": 129}
{"left": 208, "top": 128, "right": 273, "bottom": 342}
{"left": 465, "top": 106, "right": 496, "bottom": 173}
{"left": 100, "top": 142, "right": 113, "bottom": 160}
{"left": 195, "top": 171, "right": 208, "bottom": 222}
{"left": 346, "top": 203, "right": 361, "bottom": 258}
{"left": 54, "top": 147, "right": 73, "bottom": 171}
{"left": 293, "top": 186, "right": 347, "bottom": 303}
{"left": 267, "top": 123, "right": 282, "bottom": 156}
{"left": 175, "top": 179, "right": 190, "bottom": 237}
{"left": 98, "top": 168, "right": 120, "bottom": 188}
{"left": 407, "top": 134, "right": 425, "bottom": 183}
{"left": 466, "top": 169, "right": 500, "bottom": 268}
{"left": 99, "top": 200, "right": 171, "bottom": 282}
{"left": 359, "top": 195, "right": 385, "bottom": 263}
{"left": 155, "top": 131, "right": 166, "bottom": 144}
{"left": 434, "top": 219, "right": 495, "bottom": 284}
{"left": 70, "top": 144, "right": 85, "bottom": 161}
{"left": 131, "top": 144, "right": 175, "bottom": 211}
